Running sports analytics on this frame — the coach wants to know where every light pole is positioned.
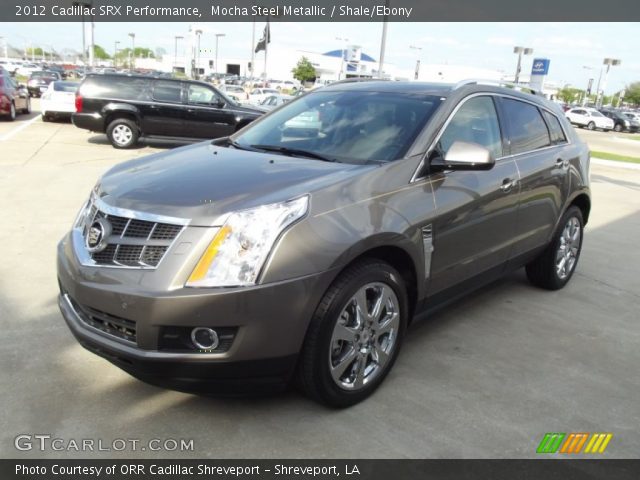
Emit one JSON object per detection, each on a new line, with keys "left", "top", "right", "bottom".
{"left": 128, "top": 33, "right": 135, "bottom": 69}
{"left": 114, "top": 41, "right": 120, "bottom": 68}
{"left": 336, "top": 36, "right": 349, "bottom": 80}
{"left": 195, "top": 29, "right": 203, "bottom": 79}
{"left": 215, "top": 33, "right": 225, "bottom": 75}
{"left": 513, "top": 46, "right": 533, "bottom": 84}
{"left": 0, "top": 36, "right": 7, "bottom": 60}
{"left": 378, "top": 0, "right": 390, "bottom": 78}
{"left": 597, "top": 58, "right": 622, "bottom": 108}
{"left": 174, "top": 35, "right": 183, "bottom": 71}
{"left": 409, "top": 44, "right": 423, "bottom": 80}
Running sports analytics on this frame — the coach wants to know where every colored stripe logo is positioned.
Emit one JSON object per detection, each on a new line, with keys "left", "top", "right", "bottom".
{"left": 537, "top": 433, "right": 613, "bottom": 454}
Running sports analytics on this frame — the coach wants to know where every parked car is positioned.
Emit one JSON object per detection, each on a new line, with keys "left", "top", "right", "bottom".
{"left": 258, "top": 94, "right": 293, "bottom": 110}
{"left": 72, "top": 74, "right": 264, "bottom": 148}
{"left": 220, "top": 84, "right": 249, "bottom": 103}
{"left": 17, "top": 63, "right": 41, "bottom": 77}
{"left": 58, "top": 80, "right": 591, "bottom": 407}
{"left": 269, "top": 79, "right": 301, "bottom": 91}
{"left": 248, "top": 87, "right": 279, "bottom": 105}
{"left": 565, "top": 107, "right": 613, "bottom": 131}
{"left": 27, "top": 71, "right": 62, "bottom": 97}
{"left": 599, "top": 109, "right": 637, "bottom": 132}
{"left": 0, "top": 67, "right": 31, "bottom": 120}
{"left": 0, "top": 60, "right": 22, "bottom": 75}
{"left": 621, "top": 112, "right": 640, "bottom": 132}
{"left": 41, "top": 81, "right": 79, "bottom": 121}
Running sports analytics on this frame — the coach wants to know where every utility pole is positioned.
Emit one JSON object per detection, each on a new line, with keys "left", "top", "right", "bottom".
{"left": 128, "top": 33, "right": 135, "bottom": 69}
{"left": 409, "top": 45, "right": 422, "bottom": 80}
{"left": 215, "top": 33, "right": 225, "bottom": 75}
{"left": 114, "top": 41, "right": 120, "bottom": 68}
{"left": 378, "top": 0, "right": 389, "bottom": 79}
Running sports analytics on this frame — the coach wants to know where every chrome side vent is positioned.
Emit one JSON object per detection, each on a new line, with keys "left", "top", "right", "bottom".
{"left": 421, "top": 224, "right": 434, "bottom": 279}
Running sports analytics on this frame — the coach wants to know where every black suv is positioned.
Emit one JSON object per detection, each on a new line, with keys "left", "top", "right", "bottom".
{"left": 72, "top": 74, "right": 264, "bottom": 148}
{"left": 599, "top": 109, "right": 638, "bottom": 133}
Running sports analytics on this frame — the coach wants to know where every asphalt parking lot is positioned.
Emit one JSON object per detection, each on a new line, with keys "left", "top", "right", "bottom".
{"left": 1, "top": 100, "right": 639, "bottom": 459}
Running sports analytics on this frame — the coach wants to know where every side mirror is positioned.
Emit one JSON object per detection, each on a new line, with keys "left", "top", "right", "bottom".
{"left": 431, "top": 141, "right": 495, "bottom": 171}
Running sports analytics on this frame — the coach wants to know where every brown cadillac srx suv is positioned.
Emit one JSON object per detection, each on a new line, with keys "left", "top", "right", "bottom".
{"left": 57, "top": 80, "right": 591, "bottom": 407}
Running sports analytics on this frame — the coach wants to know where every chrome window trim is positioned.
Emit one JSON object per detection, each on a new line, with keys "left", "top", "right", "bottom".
{"left": 410, "top": 92, "right": 571, "bottom": 183}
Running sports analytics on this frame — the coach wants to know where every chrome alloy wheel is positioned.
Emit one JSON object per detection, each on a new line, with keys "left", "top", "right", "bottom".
{"left": 556, "top": 216, "right": 581, "bottom": 280}
{"left": 112, "top": 124, "right": 133, "bottom": 146}
{"left": 329, "top": 282, "right": 400, "bottom": 391}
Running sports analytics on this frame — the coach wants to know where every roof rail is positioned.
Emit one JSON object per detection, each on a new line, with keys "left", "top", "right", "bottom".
{"left": 453, "top": 79, "right": 542, "bottom": 95}
{"left": 330, "top": 77, "right": 391, "bottom": 85}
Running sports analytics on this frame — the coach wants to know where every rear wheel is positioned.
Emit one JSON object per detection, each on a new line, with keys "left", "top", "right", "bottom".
{"left": 526, "top": 206, "right": 584, "bottom": 290}
{"left": 614, "top": 124, "right": 622, "bottom": 132}
{"left": 106, "top": 118, "right": 139, "bottom": 149}
{"left": 7, "top": 102, "right": 16, "bottom": 121}
{"left": 297, "top": 259, "right": 408, "bottom": 407}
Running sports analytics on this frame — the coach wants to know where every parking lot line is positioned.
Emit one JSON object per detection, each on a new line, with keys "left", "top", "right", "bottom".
{"left": 0, "top": 115, "right": 41, "bottom": 142}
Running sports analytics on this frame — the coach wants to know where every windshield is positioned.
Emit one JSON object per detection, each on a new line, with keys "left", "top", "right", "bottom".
{"left": 233, "top": 90, "right": 442, "bottom": 164}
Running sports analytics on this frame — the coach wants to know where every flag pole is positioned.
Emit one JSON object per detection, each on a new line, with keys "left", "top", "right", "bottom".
{"left": 263, "top": 21, "right": 268, "bottom": 84}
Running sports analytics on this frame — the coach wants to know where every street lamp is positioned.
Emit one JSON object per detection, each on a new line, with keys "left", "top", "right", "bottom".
{"left": 174, "top": 35, "right": 183, "bottom": 71}
{"left": 215, "top": 33, "right": 226, "bottom": 75}
{"left": 128, "top": 33, "right": 135, "bottom": 69}
{"left": 597, "top": 58, "right": 622, "bottom": 108}
{"left": 409, "top": 44, "right": 422, "bottom": 80}
{"left": 195, "top": 29, "right": 203, "bottom": 79}
{"left": 336, "top": 36, "right": 349, "bottom": 80}
{"left": 513, "top": 46, "right": 533, "bottom": 84}
{"left": 114, "top": 41, "right": 120, "bottom": 68}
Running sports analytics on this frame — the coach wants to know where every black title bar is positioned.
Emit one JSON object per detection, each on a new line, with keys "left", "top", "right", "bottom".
{"left": 3, "top": 0, "right": 640, "bottom": 22}
{"left": 3, "top": 460, "right": 640, "bottom": 480}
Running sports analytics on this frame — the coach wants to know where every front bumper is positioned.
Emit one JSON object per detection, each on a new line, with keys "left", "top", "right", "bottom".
{"left": 57, "top": 233, "right": 338, "bottom": 393}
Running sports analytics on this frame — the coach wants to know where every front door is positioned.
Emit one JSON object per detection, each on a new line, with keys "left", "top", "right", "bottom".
{"left": 427, "top": 95, "right": 521, "bottom": 294}
{"left": 184, "top": 83, "right": 237, "bottom": 139}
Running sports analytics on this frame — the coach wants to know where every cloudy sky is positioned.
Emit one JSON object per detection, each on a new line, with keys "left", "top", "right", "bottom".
{"left": 1, "top": 22, "right": 638, "bottom": 92}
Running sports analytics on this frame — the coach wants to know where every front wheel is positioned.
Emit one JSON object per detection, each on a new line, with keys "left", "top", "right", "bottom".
{"left": 587, "top": 121, "right": 595, "bottom": 130}
{"left": 614, "top": 124, "right": 622, "bottom": 132}
{"left": 297, "top": 259, "right": 408, "bottom": 407}
{"left": 526, "top": 206, "right": 584, "bottom": 290}
{"left": 106, "top": 118, "right": 139, "bottom": 149}
{"left": 6, "top": 102, "right": 16, "bottom": 121}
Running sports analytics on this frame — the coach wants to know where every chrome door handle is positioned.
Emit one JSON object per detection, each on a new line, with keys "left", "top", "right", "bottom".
{"left": 501, "top": 178, "right": 516, "bottom": 193}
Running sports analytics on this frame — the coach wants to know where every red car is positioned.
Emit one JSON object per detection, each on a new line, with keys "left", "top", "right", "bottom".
{"left": 0, "top": 67, "right": 31, "bottom": 121}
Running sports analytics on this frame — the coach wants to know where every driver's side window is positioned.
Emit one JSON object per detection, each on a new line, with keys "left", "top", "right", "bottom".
{"left": 188, "top": 84, "right": 222, "bottom": 106}
{"left": 437, "top": 96, "right": 503, "bottom": 160}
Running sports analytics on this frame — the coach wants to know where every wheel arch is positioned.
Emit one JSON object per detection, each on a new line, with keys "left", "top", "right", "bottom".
{"left": 569, "top": 192, "right": 591, "bottom": 225}
{"left": 103, "top": 104, "right": 141, "bottom": 132}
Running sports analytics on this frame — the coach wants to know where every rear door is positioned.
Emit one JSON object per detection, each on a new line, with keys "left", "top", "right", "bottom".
{"left": 500, "top": 97, "right": 569, "bottom": 259}
{"left": 428, "top": 94, "right": 521, "bottom": 293}
{"left": 183, "top": 83, "right": 237, "bottom": 139}
{"left": 144, "top": 80, "right": 186, "bottom": 137}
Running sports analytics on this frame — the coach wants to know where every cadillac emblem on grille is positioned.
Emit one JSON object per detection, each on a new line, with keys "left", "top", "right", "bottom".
{"left": 85, "top": 217, "right": 112, "bottom": 253}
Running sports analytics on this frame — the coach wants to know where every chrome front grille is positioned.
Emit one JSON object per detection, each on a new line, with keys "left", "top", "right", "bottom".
{"left": 77, "top": 197, "right": 187, "bottom": 269}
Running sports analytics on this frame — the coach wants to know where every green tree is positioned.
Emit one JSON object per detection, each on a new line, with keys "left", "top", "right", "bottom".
{"left": 557, "top": 87, "right": 583, "bottom": 104}
{"left": 622, "top": 82, "right": 640, "bottom": 106}
{"left": 88, "top": 44, "right": 111, "bottom": 60}
{"left": 291, "top": 56, "right": 316, "bottom": 83}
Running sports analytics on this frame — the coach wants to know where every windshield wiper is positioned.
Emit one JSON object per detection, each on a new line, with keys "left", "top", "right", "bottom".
{"left": 251, "top": 144, "right": 336, "bottom": 162}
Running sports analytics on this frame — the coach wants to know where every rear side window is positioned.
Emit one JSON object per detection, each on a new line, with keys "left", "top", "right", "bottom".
{"left": 153, "top": 80, "right": 182, "bottom": 103}
{"left": 437, "top": 96, "right": 503, "bottom": 159}
{"left": 502, "top": 98, "right": 551, "bottom": 155}
{"left": 80, "top": 76, "right": 151, "bottom": 101}
{"left": 542, "top": 111, "right": 567, "bottom": 145}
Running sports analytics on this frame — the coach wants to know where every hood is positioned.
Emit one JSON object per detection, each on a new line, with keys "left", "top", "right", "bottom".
{"left": 96, "top": 142, "right": 368, "bottom": 226}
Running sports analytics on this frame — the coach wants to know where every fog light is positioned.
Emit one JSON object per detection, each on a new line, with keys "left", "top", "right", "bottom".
{"left": 190, "top": 327, "right": 219, "bottom": 350}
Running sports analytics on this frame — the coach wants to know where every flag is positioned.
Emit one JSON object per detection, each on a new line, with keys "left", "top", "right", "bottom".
{"left": 254, "top": 22, "right": 270, "bottom": 53}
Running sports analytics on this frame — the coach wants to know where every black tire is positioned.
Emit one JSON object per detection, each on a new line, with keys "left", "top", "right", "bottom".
{"left": 526, "top": 206, "right": 584, "bottom": 290}
{"left": 297, "top": 259, "right": 408, "bottom": 407}
{"left": 587, "top": 121, "right": 595, "bottom": 130}
{"left": 7, "top": 102, "right": 16, "bottom": 121}
{"left": 106, "top": 118, "right": 139, "bottom": 149}
{"left": 614, "top": 124, "right": 622, "bottom": 132}
{"left": 22, "top": 97, "right": 31, "bottom": 114}
{"left": 42, "top": 113, "right": 51, "bottom": 122}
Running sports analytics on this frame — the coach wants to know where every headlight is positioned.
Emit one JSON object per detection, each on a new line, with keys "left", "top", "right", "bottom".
{"left": 186, "top": 196, "right": 309, "bottom": 288}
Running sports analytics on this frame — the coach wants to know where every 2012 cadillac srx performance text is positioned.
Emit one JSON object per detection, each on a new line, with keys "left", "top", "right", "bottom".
{"left": 57, "top": 80, "right": 591, "bottom": 407}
